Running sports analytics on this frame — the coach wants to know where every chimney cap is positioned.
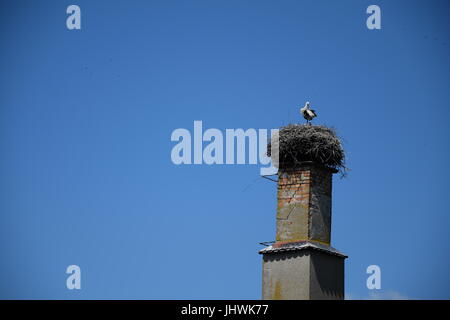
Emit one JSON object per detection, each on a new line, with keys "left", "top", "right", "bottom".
{"left": 278, "top": 161, "right": 339, "bottom": 174}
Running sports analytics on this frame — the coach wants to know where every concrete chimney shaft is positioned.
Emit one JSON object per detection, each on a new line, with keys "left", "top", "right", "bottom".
{"left": 260, "top": 162, "right": 347, "bottom": 300}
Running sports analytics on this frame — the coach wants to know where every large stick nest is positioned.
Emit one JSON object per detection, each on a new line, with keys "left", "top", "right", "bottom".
{"left": 268, "top": 124, "right": 347, "bottom": 176}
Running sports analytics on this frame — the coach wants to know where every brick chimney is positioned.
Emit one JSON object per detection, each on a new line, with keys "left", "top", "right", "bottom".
{"left": 260, "top": 162, "right": 347, "bottom": 300}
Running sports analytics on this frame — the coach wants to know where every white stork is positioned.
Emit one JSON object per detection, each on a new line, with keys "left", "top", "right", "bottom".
{"left": 300, "top": 101, "right": 317, "bottom": 124}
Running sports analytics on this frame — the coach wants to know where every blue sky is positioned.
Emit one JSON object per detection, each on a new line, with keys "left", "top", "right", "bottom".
{"left": 0, "top": 0, "right": 449, "bottom": 299}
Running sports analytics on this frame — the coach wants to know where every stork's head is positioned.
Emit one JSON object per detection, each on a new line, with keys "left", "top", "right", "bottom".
{"left": 305, "top": 101, "right": 310, "bottom": 108}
